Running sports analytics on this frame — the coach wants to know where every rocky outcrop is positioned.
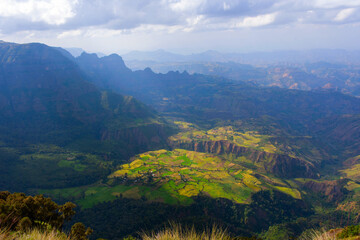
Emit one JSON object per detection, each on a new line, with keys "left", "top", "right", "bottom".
{"left": 101, "top": 123, "right": 174, "bottom": 158}
{"left": 169, "top": 139, "right": 318, "bottom": 178}
{"left": 303, "top": 179, "right": 349, "bottom": 202}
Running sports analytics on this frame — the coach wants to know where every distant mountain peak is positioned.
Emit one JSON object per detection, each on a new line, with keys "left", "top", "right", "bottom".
{"left": 65, "top": 47, "right": 85, "bottom": 57}
{"left": 202, "top": 50, "right": 221, "bottom": 54}
{"left": 78, "top": 51, "right": 99, "bottom": 61}
{"left": 106, "top": 53, "right": 123, "bottom": 59}
{"left": 143, "top": 67, "right": 154, "bottom": 73}
{"left": 154, "top": 49, "right": 167, "bottom": 53}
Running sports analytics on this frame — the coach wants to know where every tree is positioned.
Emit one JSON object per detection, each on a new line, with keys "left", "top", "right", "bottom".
{"left": 0, "top": 191, "right": 76, "bottom": 231}
{"left": 70, "top": 222, "right": 93, "bottom": 240}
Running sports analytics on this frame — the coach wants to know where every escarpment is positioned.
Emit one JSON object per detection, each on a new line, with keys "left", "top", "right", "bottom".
{"left": 303, "top": 179, "right": 349, "bottom": 202}
{"left": 169, "top": 139, "right": 318, "bottom": 178}
{"left": 101, "top": 123, "right": 174, "bottom": 158}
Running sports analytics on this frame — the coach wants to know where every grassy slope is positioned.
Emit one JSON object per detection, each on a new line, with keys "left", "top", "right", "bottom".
{"left": 41, "top": 149, "right": 301, "bottom": 208}
{"left": 37, "top": 122, "right": 359, "bottom": 216}
{"left": 0, "top": 144, "right": 112, "bottom": 191}
{"left": 170, "top": 122, "right": 277, "bottom": 153}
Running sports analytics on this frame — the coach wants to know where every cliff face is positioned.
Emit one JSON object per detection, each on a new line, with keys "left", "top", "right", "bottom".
{"left": 101, "top": 123, "right": 174, "bottom": 158}
{"left": 312, "top": 115, "right": 360, "bottom": 156}
{"left": 0, "top": 42, "right": 173, "bottom": 157}
{"left": 303, "top": 179, "right": 348, "bottom": 202}
{"left": 170, "top": 139, "right": 318, "bottom": 178}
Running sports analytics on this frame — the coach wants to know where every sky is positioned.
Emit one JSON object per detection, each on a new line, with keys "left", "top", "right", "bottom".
{"left": 0, "top": 0, "right": 360, "bottom": 54}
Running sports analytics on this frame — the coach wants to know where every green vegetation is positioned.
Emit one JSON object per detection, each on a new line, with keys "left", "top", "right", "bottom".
{"left": 0, "top": 191, "right": 93, "bottom": 240}
{"left": 337, "top": 225, "right": 360, "bottom": 239}
{"left": 0, "top": 144, "right": 112, "bottom": 190}
{"left": 170, "top": 124, "right": 277, "bottom": 153}
{"left": 40, "top": 182, "right": 183, "bottom": 209}
{"left": 0, "top": 191, "right": 76, "bottom": 231}
{"left": 0, "top": 229, "right": 69, "bottom": 240}
{"left": 41, "top": 149, "right": 302, "bottom": 208}
{"left": 340, "top": 156, "right": 360, "bottom": 182}
{"left": 141, "top": 223, "right": 232, "bottom": 240}
{"left": 3, "top": 41, "right": 360, "bottom": 240}
{"left": 108, "top": 149, "right": 301, "bottom": 204}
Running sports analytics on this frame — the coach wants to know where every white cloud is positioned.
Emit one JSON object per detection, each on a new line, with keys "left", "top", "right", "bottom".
{"left": 313, "top": 0, "right": 360, "bottom": 9}
{"left": 235, "top": 13, "right": 277, "bottom": 27}
{"left": 0, "top": 0, "right": 78, "bottom": 25}
{"left": 334, "top": 8, "right": 356, "bottom": 21}
{"left": 223, "top": 2, "right": 230, "bottom": 11}
{"left": 169, "top": 0, "right": 205, "bottom": 12}
{"left": 1, "top": 0, "right": 360, "bottom": 36}
{"left": 57, "top": 29, "right": 82, "bottom": 39}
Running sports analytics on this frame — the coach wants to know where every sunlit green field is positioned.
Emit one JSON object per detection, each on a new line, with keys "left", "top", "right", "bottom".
{"left": 340, "top": 155, "right": 360, "bottom": 182}
{"left": 41, "top": 149, "right": 301, "bottom": 208}
{"left": 169, "top": 122, "right": 278, "bottom": 153}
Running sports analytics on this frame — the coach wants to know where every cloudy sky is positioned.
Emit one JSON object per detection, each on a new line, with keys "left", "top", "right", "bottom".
{"left": 0, "top": 0, "right": 360, "bottom": 54}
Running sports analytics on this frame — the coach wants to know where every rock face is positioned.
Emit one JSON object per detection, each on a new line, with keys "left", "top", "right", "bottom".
{"left": 170, "top": 139, "right": 318, "bottom": 178}
{"left": 303, "top": 179, "right": 348, "bottom": 202}
{"left": 312, "top": 115, "right": 360, "bottom": 156}
{"left": 0, "top": 41, "right": 173, "bottom": 157}
{"left": 100, "top": 123, "right": 175, "bottom": 158}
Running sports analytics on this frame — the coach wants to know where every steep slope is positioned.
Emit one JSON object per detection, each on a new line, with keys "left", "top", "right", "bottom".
{"left": 168, "top": 124, "right": 317, "bottom": 178}
{"left": 0, "top": 42, "right": 174, "bottom": 191}
{"left": 76, "top": 53, "right": 360, "bottom": 128}
{"left": 126, "top": 61, "right": 360, "bottom": 97}
{"left": 76, "top": 52, "right": 360, "bottom": 164}
{"left": 311, "top": 114, "right": 360, "bottom": 156}
{"left": 30, "top": 48, "right": 360, "bottom": 239}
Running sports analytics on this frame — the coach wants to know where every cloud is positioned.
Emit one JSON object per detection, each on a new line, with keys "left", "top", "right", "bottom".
{"left": 169, "top": 0, "right": 205, "bottom": 12}
{"left": 57, "top": 29, "right": 82, "bottom": 39}
{"left": 313, "top": 0, "right": 360, "bottom": 9}
{"left": 1, "top": 0, "right": 360, "bottom": 35}
{"left": 334, "top": 8, "right": 356, "bottom": 21}
{"left": 0, "top": 0, "right": 78, "bottom": 25}
{"left": 235, "top": 12, "right": 277, "bottom": 27}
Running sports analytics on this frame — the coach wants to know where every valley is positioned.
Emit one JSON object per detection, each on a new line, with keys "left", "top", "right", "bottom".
{"left": 1, "top": 41, "right": 360, "bottom": 239}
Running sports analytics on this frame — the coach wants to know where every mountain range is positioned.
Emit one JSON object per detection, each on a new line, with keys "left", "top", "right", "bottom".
{"left": 122, "top": 49, "right": 360, "bottom": 65}
{"left": 1, "top": 41, "right": 360, "bottom": 239}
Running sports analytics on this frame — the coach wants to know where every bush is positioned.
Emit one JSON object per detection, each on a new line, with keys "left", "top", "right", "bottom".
{"left": 141, "top": 223, "right": 232, "bottom": 240}
{"left": 16, "top": 217, "right": 32, "bottom": 232}
{"left": 337, "top": 225, "right": 360, "bottom": 239}
{"left": 0, "top": 191, "right": 76, "bottom": 231}
{"left": 70, "top": 222, "right": 93, "bottom": 240}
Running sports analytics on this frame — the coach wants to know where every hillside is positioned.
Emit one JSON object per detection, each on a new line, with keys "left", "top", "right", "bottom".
{"left": 0, "top": 42, "right": 174, "bottom": 191}
{"left": 76, "top": 52, "right": 360, "bottom": 162}
{"left": 1, "top": 42, "right": 360, "bottom": 239}
{"left": 72, "top": 51, "right": 360, "bottom": 238}
{"left": 125, "top": 60, "right": 360, "bottom": 97}
{"left": 122, "top": 49, "right": 360, "bottom": 65}
{"left": 76, "top": 53, "right": 360, "bottom": 126}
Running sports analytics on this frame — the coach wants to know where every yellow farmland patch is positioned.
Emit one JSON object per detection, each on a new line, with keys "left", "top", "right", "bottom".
{"left": 169, "top": 125, "right": 277, "bottom": 154}
{"left": 178, "top": 185, "right": 200, "bottom": 197}
{"left": 345, "top": 181, "right": 360, "bottom": 191}
{"left": 108, "top": 149, "right": 301, "bottom": 204}
{"left": 274, "top": 186, "right": 301, "bottom": 199}
{"left": 340, "top": 163, "right": 360, "bottom": 181}
{"left": 130, "top": 159, "right": 143, "bottom": 168}
{"left": 111, "top": 169, "right": 129, "bottom": 177}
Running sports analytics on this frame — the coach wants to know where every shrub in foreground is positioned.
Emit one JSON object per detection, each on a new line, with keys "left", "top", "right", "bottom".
{"left": 337, "top": 225, "right": 360, "bottom": 239}
{"left": 0, "top": 228, "right": 68, "bottom": 240}
{"left": 141, "top": 223, "right": 232, "bottom": 240}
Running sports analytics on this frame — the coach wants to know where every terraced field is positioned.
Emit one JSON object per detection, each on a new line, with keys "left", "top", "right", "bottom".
{"left": 0, "top": 144, "right": 111, "bottom": 190}
{"left": 170, "top": 122, "right": 278, "bottom": 153}
{"left": 341, "top": 155, "right": 360, "bottom": 182}
{"left": 42, "top": 149, "right": 302, "bottom": 208}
